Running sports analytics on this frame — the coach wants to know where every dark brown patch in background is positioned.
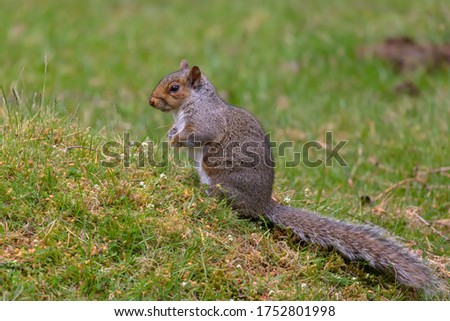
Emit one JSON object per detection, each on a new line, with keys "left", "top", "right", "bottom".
{"left": 359, "top": 37, "right": 450, "bottom": 72}
{"left": 358, "top": 37, "right": 450, "bottom": 97}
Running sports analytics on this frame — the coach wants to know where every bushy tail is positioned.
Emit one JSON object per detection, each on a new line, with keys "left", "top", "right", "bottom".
{"left": 266, "top": 202, "right": 443, "bottom": 293}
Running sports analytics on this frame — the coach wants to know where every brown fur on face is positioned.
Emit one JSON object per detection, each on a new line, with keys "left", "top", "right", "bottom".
{"left": 149, "top": 61, "right": 202, "bottom": 112}
{"left": 149, "top": 74, "right": 191, "bottom": 111}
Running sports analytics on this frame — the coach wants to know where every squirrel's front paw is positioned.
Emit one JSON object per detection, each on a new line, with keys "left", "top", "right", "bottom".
{"left": 170, "top": 128, "right": 197, "bottom": 148}
{"left": 168, "top": 127, "right": 178, "bottom": 141}
{"left": 170, "top": 133, "right": 185, "bottom": 147}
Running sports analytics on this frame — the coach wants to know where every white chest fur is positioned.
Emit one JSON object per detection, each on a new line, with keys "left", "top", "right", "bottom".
{"left": 172, "top": 108, "right": 186, "bottom": 132}
{"left": 172, "top": 109, "right": 211, "bottom": 186}
{"left": 193, "top": 147, "right": 211, "bottom": 186}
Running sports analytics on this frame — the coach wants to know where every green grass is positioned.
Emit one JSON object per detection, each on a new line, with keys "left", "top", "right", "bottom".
{"left": 1, "top": 0, "right": 449, "bottom": 300}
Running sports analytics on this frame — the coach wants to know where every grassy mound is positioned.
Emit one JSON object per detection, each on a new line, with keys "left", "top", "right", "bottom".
{"left": 1, "top": 97, "right": 448, "bottom": 300}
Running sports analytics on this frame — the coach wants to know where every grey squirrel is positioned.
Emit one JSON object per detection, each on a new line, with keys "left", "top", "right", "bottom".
{"left": 149, "top": 60, "right": 444, "bottom": 293}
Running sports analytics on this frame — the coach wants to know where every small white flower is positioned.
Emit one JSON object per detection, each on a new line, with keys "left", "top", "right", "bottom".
{"left": 284, "top": 196, "right": 291, "bottom": 204}
{"left": 227, "top": 235, "right": 234, "bottom": 242}
{"left": 146, "top": 203, "right": 155, "bottom": 209}
{"left": 304, "top": 187, "right": 311, "bottom": 197}
{"left": 301, "top": 283, "right": 308, "bottom": 289}
{"left": 236, "top": 264, "right": 242, "bottom": 269}
{"left": 159, "top": 173, "right": 167, "bottom": 179}
{"left": 181, "top": 282, "right": 187, "bottom": 287}
{"left": 269, "top": 290, "right": 275, "bottom": 296}
{"left": 139, "top": 181, "right": 146, "bottom": 188}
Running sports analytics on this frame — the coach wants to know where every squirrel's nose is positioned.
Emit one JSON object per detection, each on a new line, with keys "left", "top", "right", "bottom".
{"left": 149, "top": 97, "right": 156, "bottom": 107}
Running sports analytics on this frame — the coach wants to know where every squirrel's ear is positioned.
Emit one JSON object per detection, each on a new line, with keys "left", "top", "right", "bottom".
{"left": 179, "top": 59, "right": 190, "bottom": 70}
{"left": 188, "top": 66, "right": 201, "bottom": 88}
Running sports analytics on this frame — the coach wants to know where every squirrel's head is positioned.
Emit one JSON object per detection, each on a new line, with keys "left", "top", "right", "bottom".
{"left": 149, "top": 59, "right": 202, "bottom": 112}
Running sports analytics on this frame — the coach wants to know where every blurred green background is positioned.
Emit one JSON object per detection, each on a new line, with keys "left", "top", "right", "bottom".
{"left": 1, "top": 0, "right": 448, "bottom": 134}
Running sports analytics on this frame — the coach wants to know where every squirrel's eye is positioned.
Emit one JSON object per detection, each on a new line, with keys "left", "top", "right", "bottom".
{"left": 169, "top": 84, "right": 180, "bottom": 93}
